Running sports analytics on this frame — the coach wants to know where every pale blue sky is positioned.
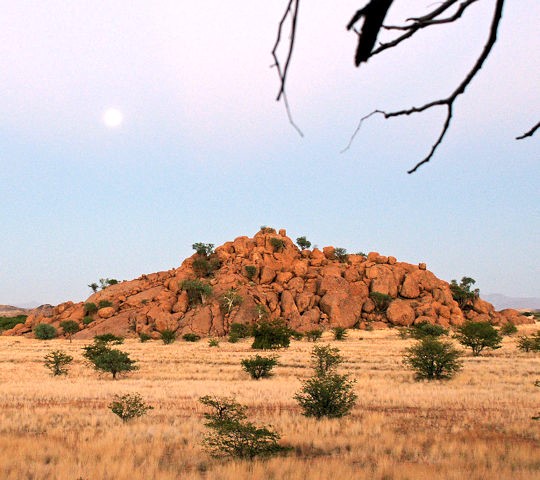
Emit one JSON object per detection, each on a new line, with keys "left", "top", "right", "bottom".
{"left": 1, "top": 1, "right": 538, "bottom": 306}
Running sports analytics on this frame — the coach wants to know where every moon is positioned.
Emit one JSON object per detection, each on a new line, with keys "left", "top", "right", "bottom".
{"left": 103, "top": 108, "right": 123, "bottom": 128}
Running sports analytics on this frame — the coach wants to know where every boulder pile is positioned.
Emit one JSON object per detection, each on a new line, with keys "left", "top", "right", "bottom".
{"left": 4, "top": 228, "right": 533, "bottom": 339}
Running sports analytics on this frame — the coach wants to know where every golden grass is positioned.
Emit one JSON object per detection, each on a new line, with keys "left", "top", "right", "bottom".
{"left": 1, "top": 326, "right": 539, "bottom": 480}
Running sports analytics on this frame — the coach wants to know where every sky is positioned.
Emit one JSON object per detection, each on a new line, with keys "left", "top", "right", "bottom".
{"left": 1, "top": 0, "right": 538, "bottom": 307}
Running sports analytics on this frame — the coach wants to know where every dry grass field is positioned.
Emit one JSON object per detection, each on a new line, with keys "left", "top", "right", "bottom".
{"left": 1, "top": 325, "right": 539, "bottom": 480}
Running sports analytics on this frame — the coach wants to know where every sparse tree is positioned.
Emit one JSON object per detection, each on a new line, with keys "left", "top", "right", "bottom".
{"left": 409, "top": 321, "right": 448, "bottom": 339}
{"left": 334, "top": 248, "right": 349, "bottom": 263}
{"left": 296, "top": 236, "right": 311, "bottom": 250}
{"left": 181, "top": 279, "right": 213, "bottom": 306}
{"left": 403, "top": 337, "right": 463, "bottom": 380}
{"left": 88, "top": 282, "right": 99, "bottom": 293}
{"left": 305, "top": 329, "right": 323, "bottom": 342}
{"left": 332, "top": 327, "right": 348, "bottom": 341}
{"left": 109, "top": 393, "right": 153, "bottom": 422}
{"left": 60, "top": 320, "right": 79, "bottom": 343}
{"left": 499, "top": 323, "right": 518, "bottom": 336}
{"left": 516, "top": 332, "right": 540, "bottom": 353}
{"left": 192, "top": 242, "right": 215, "bottom": 257}
{"left": 199, "top": 395, "right": 287, "bottom": 459}
{"left": 219, "top": 289, "right": 243, "bottom": 315}
{"left": 82, "top": 340, "right": 137, "bottom": 379}
{"left": 450, "top": 277, "right": 480, "bottom": 310}
{"left": 455, "top": 321, "right": 502, "bottom": 356}
{"left": 44, "top": 350, "right": 73, "bottom": 376}
{"left": 369, "top": 291, "right": 393, "bottom": 313}
{"left": 241, "top": 355, "right": 278, "bottom": 379}
{"left": 294, "top": 345, "right": 357, "bottom": 419}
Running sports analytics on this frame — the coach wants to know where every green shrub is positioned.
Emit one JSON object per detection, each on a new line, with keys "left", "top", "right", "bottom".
{"left": 192, "top": 257, "right": 221, "bottom": 277}
{"left": 160, "top": 329, "right": 177, "bottom": 344}
{"left": 516, "top": 333, "right": 540, "bottom": 352}
{"left": 311, "top": 344, "right": 343, "bottom": 376}
{"left": 229, "top": 322, "right": 251, "bottom": 339}
{"left": 44, "top": 350, "right": 73, "bottom": 376}
{"left": 255, "top": 304, "right": 269, "bottom": 321}
{"left": 241, "top": 355, "right": 278, "bottom": 379}
{"left": 181, "top": 279, "right": 213, "bottom": 306}
{"left": 82, "top": 341, "right": 137, "bottom": 379}
{"left": 208, "top": 338, "right": 220, "bottom": 347}
{"left": 0, "top": 315, "right": 27, "bottom": 331}
{"left": 450, "top": 277, "right": 479, "bottom": 310}
{"left": 369, "top": 292, "right": 393, "bottom": 313}
{"left": 199, "top": 395, "right": 288, "bottom": 459}
{"left": 98, "top": 300, "right": 113, "bottom": 309}
{"left": 109, "top": 393, "right": 153, "bottom": 422}
{"left": 305, "top": 329, "right": 323, "bottom": 342}
{"left": 88, "top": 282, "right": 99, "bottom": 293}
{"left": 192, "top": 242, "right": 215, "bottom": 257}
{"left": 34, "top": 323, "right": 58, "bottom": 340}
{"left": 332, "top": 327, "right": 348, "bottom": 341}
{"left": 410, "top": 321, "right": 448, "bottom": 339}
{"left": 334, "top": 247, "right": 349, "bottom": 263}
{"left": 228, "top": 334, "right": 240, "bottom": 343}
{"left": 99, "top": 278, "right": 118, "bottom": 290}
{"left": 403, "top": 337, "right": 463, "bottom": 380}
{"left": 60, "top": 320, "right": 79, "bottom": 342}
{"left": 82, "top": 316, "right": 94, "bottom": 326}
{"left": 252, "top": 319, "right": 292, "bottom": 350}
{"left": 270, "top": 237, "right": 286, "bottom": 252}
{"left": 455, "top": 321, "right": 502, "bottom": 356}
{"left": 219, "top": 289, "right": 243, "bottom": 315}
{"left": 183, "top": 333, "right": 201, "bottom": 342}
{"left": 294, "top": 345, "right": 357, "bottom": 419}
{"left": 94, "top": 333, "right": 124, "bottom": 344}
{"left": 500, "top": 323, "right": 518, "bottom": 336}
{"left": 244, "top": 265, "right": 257, "bottom": 280}
{"left": 259, "top": 226, "right": 276, "bottom": 234}
{"left": 84, "top": 302, "right": 98, "bottom": 315}
{"left": 296, "top": 236, "right": 311, "bottom": 250}
{"left": 291, "top": 330, "right": 304, "bottom": 341}
{"left": 139, "top": 332, "right": 152, "bottom": 343}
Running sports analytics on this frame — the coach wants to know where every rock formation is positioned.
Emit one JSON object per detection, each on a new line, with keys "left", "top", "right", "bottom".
{"left": 3, "top": 228, "right": 533, "bottom": 339}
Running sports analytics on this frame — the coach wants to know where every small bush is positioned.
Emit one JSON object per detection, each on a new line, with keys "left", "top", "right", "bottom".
{"left": 296, "top": 236, "right": 311, "bottom": 250}
{"left": 500, "top": 323, "right": 518, "bottom": 336}
{"left": 334, "top": 247, "right": 349, "bottom": 263}
{"left": 410, "top": 322, "right": 448, "bottom": 339}
{"left": 199, "top": 395, "right": 288, "bottom": 459}
{"left": 44, "top": 350, "right": 73, "bottom": 376}
{"left": 82, "top": 316, "right": 94, "bottom": 326}
{"left": 208, "top": 338, "right": 220, "bottom": 347}
{"left": 455, "top": 321, "right": 502, "bottom": 356}
{"left": 291, "top": 330, "right": 304, "bottom": 341}
{"left": 109, "top": 393, "right": 153, "bottom": 422}
{"left": 160, "top": 329, "right": 177, "bottom": 344}
{"left": 84, "top": 302, "right": 98, "bottom": 315}
{"left": 60, "top": 320, "right": 79, "bottom": 342}
{"left": 0, "top": 315, "right": 27, "bottom": 331}
{"left": 270, "top": 237, "right": 286, "bottom": 252}
{"left": 34, "top": 323, "right": 58, "bottom": 340}
{"left": 229, "top": 323, "right": 251, "bottom": 339}
{"left": 99, "top": 278, "right": 118, "bottom": 290}
{"left": 98, "top": 300, "right": 113, "bottom": 309}
{"left": 403, "top": 337, "right": 463, "bottom": 380}
{"left": 228, "top": 334, "right": 240, "bottom": 343}
{"left": 192, "top": 242, "right": 215, "bottom": 257}
{"left": 294, "top": 345, "right": 357, "bottom": 419}
{"left": 219, "top": 289, "right": 243, "bottom": 315}
{"left": 369, "top": 292, "right": 393, "bottom": 313}
{"left": 517, "top": 333, "right": 540, "bottom": 352}
{"left": 244, "top": 265, "right": 257, "bottom": 280}
{"left": 82, "top": 341, "right": 137, "bottom": 379}
{"left": 332, "top": 327, "right": 348, "bottom": 341}
{"left": 183, "top": 333, "right": 201, "bottom": 342}
{"left": 255, "top": 304, "right": 269, "bottom": 321}
{"left": 94, "top": 333, "right": 124, "bottom": 344}
{"left": 259, "top": 226, "right": 276, "bottom": 234}
{"left": 252, "top": 319, "right": 292, "bottom": 350}
{"left": 181, "top": 279, "right": 213, "bottom": 306}
{"left": 305, "top": 329, "right": 323, "bottom": 342}
{"left": 139, "top": 332, "right": 152, "bottom": 343}
{"left": 241, "top": 355, "right": 278, "bottom": 379}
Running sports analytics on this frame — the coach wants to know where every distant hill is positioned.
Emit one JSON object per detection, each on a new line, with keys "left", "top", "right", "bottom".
{"left": 483, "top": 294, "right": 540, "bottom": 311}
{"left": 0, "top": 305, "right": 30, "bottom": 317}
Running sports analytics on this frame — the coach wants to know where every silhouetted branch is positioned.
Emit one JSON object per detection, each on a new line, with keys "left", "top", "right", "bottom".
{"left": 272, "top": 0, "right": 303, "bottom": 136}
{"left": 516, "top": 121, "right": 540, "bottom": 140}
{"left": 346, "top": 0, "right": 505, "bottom": 173}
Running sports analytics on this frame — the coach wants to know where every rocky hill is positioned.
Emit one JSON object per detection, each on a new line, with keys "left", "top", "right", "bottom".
{"left": 3, "top": 228, "right": 533, "bottom": 339}
{"left": 0, "top": 305, "right": 30, "bottom": 317}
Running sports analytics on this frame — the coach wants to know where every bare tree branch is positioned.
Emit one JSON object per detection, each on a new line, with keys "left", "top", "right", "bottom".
{"left": 345, "top": 0, "right": 506, "bottom": 173}
{"left": 516, "top": 121, "right": 540, "bottom": 140}
{"left": 272, "top": 0, "right": 303, "bottom": 136}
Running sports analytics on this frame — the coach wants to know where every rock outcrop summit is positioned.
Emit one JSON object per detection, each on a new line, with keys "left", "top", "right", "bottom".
{"left": 5, "top": 228, "right": 532, "bottom": 339}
